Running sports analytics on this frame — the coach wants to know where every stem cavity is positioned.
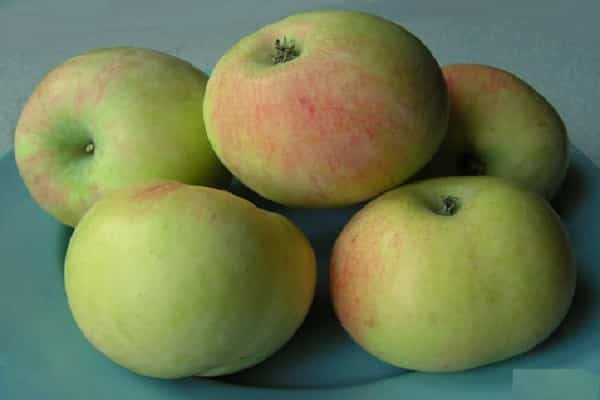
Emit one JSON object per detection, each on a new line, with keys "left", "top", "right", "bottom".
{"left": 438, "top": 196, "right": 460, "bottom": 216}
{"left": 272, "top": 37, "right": 299, "bottom": 64}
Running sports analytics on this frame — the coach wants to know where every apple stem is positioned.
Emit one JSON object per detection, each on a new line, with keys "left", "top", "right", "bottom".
{"left": 84, "top": 142, "right": 95, "bottom": 154}
{"left": 439, "top": 196, "right": 460, "bottom": 216}
{"left": 272, "top": 37, "right": 299, "bottom": 64}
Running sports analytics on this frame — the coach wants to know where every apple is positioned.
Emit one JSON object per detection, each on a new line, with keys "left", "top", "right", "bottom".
{"left": 422, "top": 64, "right": 569, "bottom": 198}
{"left": 204, "top": 10, "right": 448, "bottom": 207}
{"left": 65, "top": 180, "right": 316, "bottom": 379}
{"left": 14, "top": 47, "right": 229, "bottom": 226}
{"left": 331, "top": 176, "right": 576, "bottom": 372}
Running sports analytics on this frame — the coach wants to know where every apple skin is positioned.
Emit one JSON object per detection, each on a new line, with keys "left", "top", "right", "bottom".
{"left": 15, "top": 47, "right": 230, "bottom": 226}
{"left": 422, "top": 64, "right": 569, "bottom": 199}
{"left": 204, "top": 10, "right": 448, "bottom": 207}
{"left": 331, "top": 176, "right": 576, "bottom": 372}
{"left": 64, "top": 181, "right": 316, "bottom": 379}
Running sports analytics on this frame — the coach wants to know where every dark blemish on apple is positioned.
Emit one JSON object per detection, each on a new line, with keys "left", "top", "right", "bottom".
{"left": 133, "top": 181, "right": 181, "bottom": 199}
{"left": 365, "top": 318, "right": 376, "bottom": 328}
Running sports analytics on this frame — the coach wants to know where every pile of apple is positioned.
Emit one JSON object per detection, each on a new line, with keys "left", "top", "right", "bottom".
{"left": 14, "top": 10, "right": 575, "bottom": 378}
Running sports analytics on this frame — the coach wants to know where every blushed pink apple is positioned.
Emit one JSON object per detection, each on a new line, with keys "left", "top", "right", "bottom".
{"left": 331, "top": 176, "right": 575, "bottom": 372}
{"left": 15, "top": 47, "right": 229, "bottom": 226}
{"left": 204, "top": 10, "right": 448, "bottom": 207}
{"left": 424, "top": 64, "right": 569, "bottom": 198}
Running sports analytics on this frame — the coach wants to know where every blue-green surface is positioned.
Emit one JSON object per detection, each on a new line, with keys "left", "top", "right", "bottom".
{"left": 1, "top": 147, "right": 599, "bottom": 399}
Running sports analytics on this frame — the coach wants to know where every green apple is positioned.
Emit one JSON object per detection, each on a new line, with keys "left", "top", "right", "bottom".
{"left": 15, "top": 47, "right": 229, "bottom": 226}
{"left": 65, "top": 181, "right": 316, "bottom": 379}
{"left": 423, "top": 64, "right": 569, "bottom": 198}
{"left": 204, "top": 10, "right": 448, "bottom": 207}
{"left": 331, "top": 176, "right": 576, "bottom": 372}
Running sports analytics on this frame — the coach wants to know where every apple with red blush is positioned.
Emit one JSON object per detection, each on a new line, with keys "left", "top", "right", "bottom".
{"left": 15, "top": 47, "right": 229, "bottom": 226}
{"left": 423, "top": 64, "right": 569, "bottom": 198}
{"left": 331, "top": 176, "right": 576, "bottom": 372}
{"left": 204, "top": 10, "right": 449, "bottom": 207}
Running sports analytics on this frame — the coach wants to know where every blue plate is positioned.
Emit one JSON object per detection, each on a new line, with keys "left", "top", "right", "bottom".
{"left": 1, "top": 147, "right": 599, "bottom": 399}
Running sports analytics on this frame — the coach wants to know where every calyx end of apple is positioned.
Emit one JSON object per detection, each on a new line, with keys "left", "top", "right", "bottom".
{"left": 272, "top": 37, "right": 299, "bottom": 64}
{"left": 437, "top": 195, "right": 460, "bottom": 216}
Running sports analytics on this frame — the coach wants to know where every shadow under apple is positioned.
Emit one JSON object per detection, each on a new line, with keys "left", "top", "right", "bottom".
{"left": 215, "top": 184, "right": 401, "bottom": 388}
{"left": 552, "top": 162, "right": 588, "bottom": 218}
{"left": 57, "top": 224, "right": 74, "bottom": 276}
{"left": 532, "top": 272, "right": 598, "bottom": 355}
{"left": 504, "top": 147, "right": 600, "bottom": 367}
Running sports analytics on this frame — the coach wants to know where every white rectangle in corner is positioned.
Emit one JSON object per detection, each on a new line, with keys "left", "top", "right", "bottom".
{"left": 513, "top": 369, "right": 599, "bottom": 400}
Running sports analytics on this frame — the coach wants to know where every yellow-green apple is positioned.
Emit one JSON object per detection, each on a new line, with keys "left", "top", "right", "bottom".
{"left": 15, "top": 47, "right": 229, "bottom": 226}
{"left": 204, "top": 10, "right": 448, "bottom": 207}
{"left": 331, "top": 176, "right": 576, "bottom": 372}
{"left": 423, "top": 64, "right": 569, "bottom": 198}
{"left": 65, "top": 181, "right": 316, "bottom": 379}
